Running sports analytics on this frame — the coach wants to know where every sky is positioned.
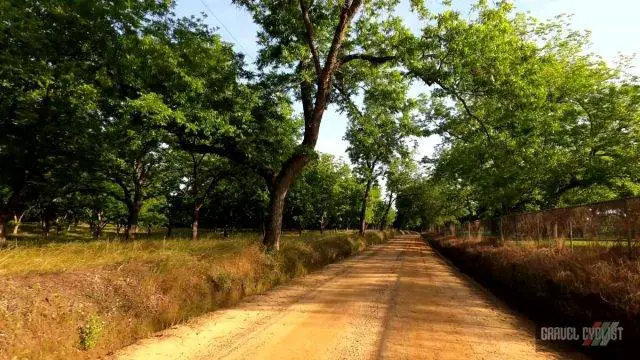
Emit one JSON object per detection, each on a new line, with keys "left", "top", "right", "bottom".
{"left": 173, "top": 0, "right": 640, "bottom": 163}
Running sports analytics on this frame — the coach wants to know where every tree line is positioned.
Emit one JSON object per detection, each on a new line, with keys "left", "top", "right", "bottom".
{"left": 2, "top": 1, "right": 638, "bottom": 246}
{"left": 394, "top": 2, "right": 640, "bottom": 230}
{"left": 0, "top": 0, "right": 424, "bottom": 248}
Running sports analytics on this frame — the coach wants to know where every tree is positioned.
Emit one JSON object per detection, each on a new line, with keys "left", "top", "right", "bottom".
{"left": 181, "top": 0, "right": 419, "bottom": 250}
{"left": 139, "top": 197, "right": 168, "bottom": 236}
{"left": 416, "top": 1, "right": 640, "bottom": 218}
{"left": 343, "top": 72, "right": 419, "bottom": 234}
{"left": 75, "top": 194, "right": 128, "bottom": 238}
{"left": 173, "top": 150, "right": 244, "bottom": 240}
{"left": 394, "top": 175, "right": 468, "bottom": 231}
{"left": 378, "top": 157, "right": 417, "bottom": 229}
{"left": 286, "top": 153, "right": 359, "bottom": 233}
{"left": 88, "top": 12, "right": 245, "bottom": 240}
{"left": 0, "top": 1, "right": 171, "bottom": 243}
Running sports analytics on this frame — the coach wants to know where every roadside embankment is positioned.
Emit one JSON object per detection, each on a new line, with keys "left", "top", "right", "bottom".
{"left": 426, "top": 234, "right": 640, "bottom": 359}
{"left": 0, "top": 230, "right": 395, "bottom": 359}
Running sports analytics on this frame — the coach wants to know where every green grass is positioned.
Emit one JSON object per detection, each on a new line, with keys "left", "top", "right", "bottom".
{"left": 0, "top": 224, "right": 357, "bottom": 275}
{"left": 0, "top": 226, "right": 394, "bottom": 359}
{"left": 0, "top": 236, "right": 253, "bottom": 275}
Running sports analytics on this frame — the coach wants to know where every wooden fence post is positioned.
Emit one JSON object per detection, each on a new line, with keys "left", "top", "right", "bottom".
{"left": 536, "top": 214, "right": 541, "bottom": 247}
{"left": 625, "top": 199, "right": 632, "bottom": 249}
{"left": 569, "top": 219, "right": 573, "bottom": 250}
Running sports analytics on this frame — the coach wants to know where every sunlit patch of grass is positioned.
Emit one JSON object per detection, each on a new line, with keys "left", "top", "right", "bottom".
{"left": 0, "top": 228, "right": 396, "bottom": 359}
{"left": 0, "top": 237, "right": 254, "bottom": 275}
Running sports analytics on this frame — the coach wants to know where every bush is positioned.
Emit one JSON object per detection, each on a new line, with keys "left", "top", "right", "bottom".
{"left": 78, "top": 315, "right": 103, "bottom": 350}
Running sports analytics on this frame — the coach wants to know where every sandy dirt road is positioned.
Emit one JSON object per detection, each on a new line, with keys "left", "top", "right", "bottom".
{"left": 114, "top": 234, "right": 583, "bottom": 360}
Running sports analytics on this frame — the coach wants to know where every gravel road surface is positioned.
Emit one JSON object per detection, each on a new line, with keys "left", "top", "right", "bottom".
{"left": 114, "top": 234, "right": 583, "bottom": 360}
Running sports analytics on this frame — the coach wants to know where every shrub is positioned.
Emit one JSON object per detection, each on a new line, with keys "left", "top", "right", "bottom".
{"left": 78, "top": 315, "right": 103, "bottom": 350}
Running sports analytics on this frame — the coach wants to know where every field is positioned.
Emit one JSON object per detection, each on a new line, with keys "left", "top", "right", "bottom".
{"left": 0, "top": 226, "right": 396, "bottom": 359}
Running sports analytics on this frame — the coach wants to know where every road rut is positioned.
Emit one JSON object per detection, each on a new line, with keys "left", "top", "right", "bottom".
{"left": 114, "top": 234, "right": 582, "bottom": 360}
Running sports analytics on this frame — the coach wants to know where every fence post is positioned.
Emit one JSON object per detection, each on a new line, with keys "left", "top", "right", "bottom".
{"left": 624, "top": 199, "right": 635, "bottom": 251}
{"left": 625, "top": 199, "right": 632, "bottom": 249}
{"left": 591, "top": 208, "right": 598, "bottom": 247}
{"left": 569, "top": 219, "right": 573, "bottom": 250}
{"left": 536, "top": 214, "right": 541, "bottom": 247}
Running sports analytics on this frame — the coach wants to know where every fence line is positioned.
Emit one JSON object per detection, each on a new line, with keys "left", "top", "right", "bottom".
{"left": 445, "top": 197, "right": 640, "bottom": 246}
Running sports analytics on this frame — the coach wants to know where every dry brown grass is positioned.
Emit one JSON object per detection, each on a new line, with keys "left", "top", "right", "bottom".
{"left": 427, "top": 235, "right": 640, "bottom": 358}
{"left": 0, "top": 230, "right": 396, "bottom": 359}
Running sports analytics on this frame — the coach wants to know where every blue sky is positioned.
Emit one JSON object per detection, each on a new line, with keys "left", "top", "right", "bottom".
{"left": 174, "top": 0, "right": 639, "bottom": 162}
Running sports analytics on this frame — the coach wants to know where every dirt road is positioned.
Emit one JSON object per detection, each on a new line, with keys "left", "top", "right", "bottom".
{"left": 114, "top": 234, "right": 582, "bottom": 360}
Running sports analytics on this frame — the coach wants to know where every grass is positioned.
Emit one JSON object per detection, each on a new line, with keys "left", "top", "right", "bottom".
{"left": 427, "top": 234, "right": 640, "bottom": 358}
{"left": 0, "top": 227, "right": 395, "bottom": 359}
{"left": 0, "top": 235, "right": 253, "bottom": 275}
{"left": 0, "top": 225, "right": 357, "bottom": 275}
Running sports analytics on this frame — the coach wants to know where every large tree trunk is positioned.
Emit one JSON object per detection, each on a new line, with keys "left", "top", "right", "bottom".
{"left": 359, "top": 179, "right": 374, "bottom": 235}
{"left": 192, "top": 202, "right": 202, "bottom": 241}
{"left": 263, "top": 155, "right": 311, "bottom": 250}
{"left": 264, "top": 185, "right": 288, "bottom": 251}
{"left": 125, "top": 199, "right": 141, "bottom": 241}
{"left": 259, "top": 1, "right": 366, "bottom": 249}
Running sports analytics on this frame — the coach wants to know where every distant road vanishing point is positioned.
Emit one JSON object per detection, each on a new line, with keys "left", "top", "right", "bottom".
{"left": 114, "top": 234, "right": 583, "bottom": 360}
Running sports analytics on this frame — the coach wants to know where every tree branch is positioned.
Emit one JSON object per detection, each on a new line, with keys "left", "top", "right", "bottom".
{"left": 334, "top": 81, "right": 364, "bottom": 118}
{"left": 434, "top": 80, "right": 493, "bottom": 146}
{"left": 312, "top": 0, "right": 363, "bottom": 116}
{"left": 173, "top": 126, "right": 275, "bottom": 185}
{"left": 408, "top": 67, "right": 493, "bottom": 145}
{"left": 298, "top": 61, "right": 314, "bottom": 125}
{"left": 338, "top": 54, "right": 396, "bottom": 67}
{"left": 113, "top": 177, "right": 132, "bottom": 205}
{"left": 299, "top": 0, "right": 321, "bottom": 77}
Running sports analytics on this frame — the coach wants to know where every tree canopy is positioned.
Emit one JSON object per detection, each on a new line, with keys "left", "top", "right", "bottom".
{"left": 396, "top": 1, "right": 640, "bottom": 229}
{"left": 1, "top": 0, "right": 638, "bottom": 243}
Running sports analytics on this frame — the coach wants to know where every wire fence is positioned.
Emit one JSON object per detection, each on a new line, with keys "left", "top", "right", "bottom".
{"left": 444, "top": 197, "right": 640, "bottom": 247}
